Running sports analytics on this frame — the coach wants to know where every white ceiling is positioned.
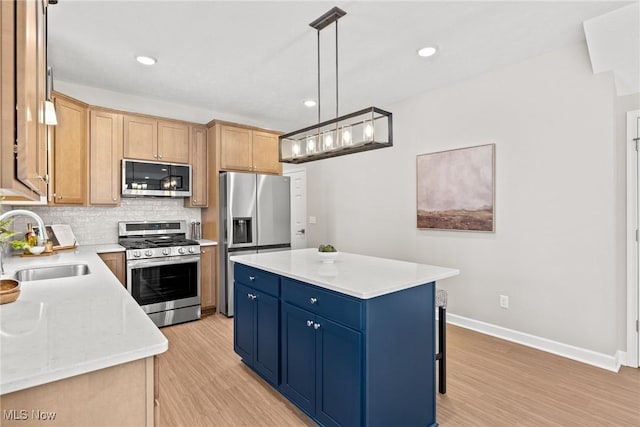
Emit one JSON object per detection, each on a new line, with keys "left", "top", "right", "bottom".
{"left": 48, "top": 1, "right": 632, "bottom": 131}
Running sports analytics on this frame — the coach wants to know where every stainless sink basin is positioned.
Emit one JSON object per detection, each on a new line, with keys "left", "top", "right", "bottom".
{"left": 13, "top": 264, "right": 91, "bottom": 282}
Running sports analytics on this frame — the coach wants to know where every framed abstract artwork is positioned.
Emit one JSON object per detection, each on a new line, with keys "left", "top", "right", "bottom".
{"left": 416, "top": 144, "right": 495, "bottom": 232}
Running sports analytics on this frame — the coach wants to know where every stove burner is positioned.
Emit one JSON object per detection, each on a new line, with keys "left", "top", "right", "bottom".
{"left": 119, "top": 236, "right": 199, "bottom": 250}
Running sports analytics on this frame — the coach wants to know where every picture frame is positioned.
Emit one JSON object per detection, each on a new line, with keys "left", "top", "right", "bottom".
{"left": 416, "top": 143, "right": 495, "bottom": 232}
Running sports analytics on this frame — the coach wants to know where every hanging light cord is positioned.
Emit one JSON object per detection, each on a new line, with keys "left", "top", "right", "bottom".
{"left": 316, "top": 18, "right": 341, "bottom": 123}
{"left": 335, "top": 19, "right": 339, "bottom": 119}
{"left": 317, "top": 29, "right": 321, "bottom": 124}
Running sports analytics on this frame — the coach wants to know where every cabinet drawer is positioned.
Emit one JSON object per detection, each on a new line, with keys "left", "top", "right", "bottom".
{"left": 234, "top": 264, "right": 280, "bottom": 297}
{"left": 282, "top": 278, "right": 363, "bottom": 330}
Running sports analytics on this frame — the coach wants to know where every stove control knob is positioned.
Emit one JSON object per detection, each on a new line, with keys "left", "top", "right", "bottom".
{"left": 178, "top": 247, "right": 186, "bottom": 255}
{"left": 188, "top": 247, "right": 196, "bottom": 254}
{"left": 133, "top": 250, "right": 141, "bottom": 258}
{"left": 162, "top": 248, "right": 170, "bottom": 256}
{"left": 145, "top": 250, "right": 153, "bottom": 257}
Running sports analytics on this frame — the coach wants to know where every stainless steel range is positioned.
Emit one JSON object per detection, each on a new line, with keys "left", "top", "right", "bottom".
{"left": 118, "top": 220, "right": 200, "bottom": 327}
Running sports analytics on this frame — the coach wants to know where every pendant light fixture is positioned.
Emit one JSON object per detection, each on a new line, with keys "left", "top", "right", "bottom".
{"left": 279, "top": 7, "right": 393, "bottom": 164}
{"left": 44, "top": 67, "right": 57, "bottom": 125}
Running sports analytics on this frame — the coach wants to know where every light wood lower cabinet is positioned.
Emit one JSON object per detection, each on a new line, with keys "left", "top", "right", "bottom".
{"left": 200, "top": 246, "right": 216, "bottom": 314}
{"left": 90, "top": 109, "right": 122, "bottom": 205}
{"left": 51, "top": 92, "right": 88, "bottom": 205}
{"left": 0, "top": 356, "right": 158, "bottom": 427}
{"left": 98, "top": 252, "right": 125, "bottom": 286}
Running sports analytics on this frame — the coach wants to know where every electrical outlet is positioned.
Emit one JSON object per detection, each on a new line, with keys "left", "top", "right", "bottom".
{"left": 309, "top": 216, "right": 317, "bottom": 224}
{"left": 499, "top": 295, "right": 509, "bottom": 309}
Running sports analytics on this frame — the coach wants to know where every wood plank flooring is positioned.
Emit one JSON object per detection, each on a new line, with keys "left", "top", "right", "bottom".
{"left": 159, "top": 314, "right": 640, "bottom": 426}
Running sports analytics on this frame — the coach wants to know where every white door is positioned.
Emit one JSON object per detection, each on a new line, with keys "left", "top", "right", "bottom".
{"left": 285, "top": 169, "right": 307, "bottom": 249}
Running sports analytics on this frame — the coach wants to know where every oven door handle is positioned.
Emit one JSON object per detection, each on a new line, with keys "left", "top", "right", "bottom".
{"left": 127, "top": 255, "right": 201, "bottom": 269}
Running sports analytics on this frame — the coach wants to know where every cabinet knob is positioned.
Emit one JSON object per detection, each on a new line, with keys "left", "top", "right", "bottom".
{"left": 306, "top": 320, "right": 314, "bottom": 327}
{"left": 309, "top": 297, "right": 317, "bottom": 304}
{"left": 249, "top": 276, "right": 255, "bottom": 281}
{"left": 112, "top": 197, "right": 117, "bottom": 201}
{"left": 153, "top": 154, "right": 158, "bottom": 158}
{"left": 158, "top": 154, "right": 163, "bottom": 159}
{"left": 313, "top": 323, "right": 321, "bottom": 330}
{"left": 247, "top": 293, "right": 257, "bottom": 300}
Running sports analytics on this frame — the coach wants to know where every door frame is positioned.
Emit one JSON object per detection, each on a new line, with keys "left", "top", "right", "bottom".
{"left": 626, "top": 109, "right": 640, "bottom": 368}
{"left": 284, "top": 167, "right": 307, "bottom": 250}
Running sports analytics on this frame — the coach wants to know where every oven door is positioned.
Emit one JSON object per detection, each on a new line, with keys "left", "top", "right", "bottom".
{"left": 126, "top": 255, "right": 200, "bottom": 314}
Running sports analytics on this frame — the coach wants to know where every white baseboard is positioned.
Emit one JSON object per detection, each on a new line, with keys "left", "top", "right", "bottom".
{"left": 445, "top": 313, "right": 622, "bottom": 372}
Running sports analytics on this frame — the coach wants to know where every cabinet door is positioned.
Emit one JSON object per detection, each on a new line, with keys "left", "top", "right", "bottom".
{"left": 123, "top": 114, "right": 157, "bottom": 161}
{"left": 90, "top": 110, "right": 122, "bottom": 205}
{"left": 185, "top": 126, "right": 208, "bottom": 207}
{"left": 200, "top": 246, "right": 215, "bottom": 309}
{"left": 157, "top": 120, "right": 189, "bottom": 163}
{"left": 14, "top": 0, "right": 47, "bottom": 196}
{"left": 253, "top": 291, "right": 279, "bottom": 385}
{"left": 52, "top": 95, "right": 87, "bottom": 205}
{"left": 234, "top": 282, "right": 255, "bottom": 363}
{"left": 316, "top": 318, "right": 363, "bottom": 427}
{"left": 281, "top": 303, "right": 316, "bottom": 414}
{"left": 252, "top": 130, "right": 281, "bottom": 175}
{"left": 98, "top": 252, "right": 125, "bottom": 286}
{"left": 219, "top": 125, "right": 252, "bottom": 171}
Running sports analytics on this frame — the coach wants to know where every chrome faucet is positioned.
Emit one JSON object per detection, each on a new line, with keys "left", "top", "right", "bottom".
{"left": 0, "top": 209, "right": 47, "bottom": 275}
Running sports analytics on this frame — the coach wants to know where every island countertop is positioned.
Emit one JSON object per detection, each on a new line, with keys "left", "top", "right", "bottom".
{"left": 0, "top": 245, "right": 168, "bottom": 395}
{"left": 230, "top": 248, "right": 459, "bottom": 299}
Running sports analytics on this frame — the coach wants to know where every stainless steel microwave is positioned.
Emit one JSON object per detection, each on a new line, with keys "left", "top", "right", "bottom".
{"left": 122, "top": 159, "right": 192, "bottom": 197}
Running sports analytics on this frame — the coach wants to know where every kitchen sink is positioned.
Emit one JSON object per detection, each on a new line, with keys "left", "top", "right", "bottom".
{"left": 13, "top": 264, "right": 91, "bottom": 282}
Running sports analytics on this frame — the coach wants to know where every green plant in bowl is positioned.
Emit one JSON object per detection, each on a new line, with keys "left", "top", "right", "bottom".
{"left": 318, "top": 244, "right": 337, "bottom": 253}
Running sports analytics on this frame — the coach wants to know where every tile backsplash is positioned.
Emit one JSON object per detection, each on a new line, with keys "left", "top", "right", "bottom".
{"left": 6, "top": 198, "right": 201, "bottom": 245}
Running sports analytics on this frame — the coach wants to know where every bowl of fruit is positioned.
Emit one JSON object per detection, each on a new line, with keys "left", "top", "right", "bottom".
{"left": 318, "top": 244, "right": 338, "bottom": 263}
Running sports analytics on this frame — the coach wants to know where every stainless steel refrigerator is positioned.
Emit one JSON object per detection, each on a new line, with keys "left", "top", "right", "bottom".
{"left": 219, "top": 172, "right": 291, "bottom": 316}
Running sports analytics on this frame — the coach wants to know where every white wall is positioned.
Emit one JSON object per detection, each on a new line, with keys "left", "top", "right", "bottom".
{"left": 306, "top": 42, "right": 629, "bottom": 357}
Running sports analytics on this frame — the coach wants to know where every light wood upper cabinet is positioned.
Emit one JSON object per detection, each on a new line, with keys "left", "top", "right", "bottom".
{"left": 90, "top": 109, "right": 123, "bottom": 205}
{"left": 185, "top": 125, "right": 208, "bottom": 208}
{"left": 158, "top": 120, "right": 189, "bottom": 163}
{"left": 51, "top": 93, "right": 88, "bottom": 205}
{"left": 8, "top": 0, "right": 48, "bottom": 198}
{"left": 123, "top": 115, "right": 189, "bottom": 164}
{"left": 217, "top": 124, "right": 282, "bottom": 175}
{"left": 252, "top": 131, "right": 281, "bottom": 175}
{"left": 123, "top": 114, "right": 158, "bottom": 161}
{"left": 219, "top": 125, "right": 253, "bottom": 171}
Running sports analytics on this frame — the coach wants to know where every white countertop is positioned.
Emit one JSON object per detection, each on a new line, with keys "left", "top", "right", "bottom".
{"left": 0, "top": 246, "right": 168, "bottom": 395}
{"left": 230, "top": 248, "right": 459, "bottom": 299}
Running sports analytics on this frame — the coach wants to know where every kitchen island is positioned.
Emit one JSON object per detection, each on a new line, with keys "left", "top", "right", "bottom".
{"left": 0, "top": 246, "right": 167, "bottom": 426}
{"left": 230, "top": 248, "right": 459, "bottom": 427}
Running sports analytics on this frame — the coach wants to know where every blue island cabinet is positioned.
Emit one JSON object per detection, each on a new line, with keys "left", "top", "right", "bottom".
{"left": 233, "top": 264, "right": 280, "bottom": 386}
{"left": 233, "top": 263, "right": 438, "bottom": 427}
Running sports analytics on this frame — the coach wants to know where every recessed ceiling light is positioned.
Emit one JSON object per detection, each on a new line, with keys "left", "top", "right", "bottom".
{"left": 417, "top": 46, "right": 438, "bottom": 58}
{"left": 136, "top": 55, "right": 157, "bottom": 65}
{"left": 303, "top": 99, "right": 317, "bottom": 107}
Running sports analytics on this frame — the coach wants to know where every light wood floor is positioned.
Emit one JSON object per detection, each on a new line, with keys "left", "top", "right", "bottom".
{"left": 159, "top": 314, "right": 640, "bottom": 426}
